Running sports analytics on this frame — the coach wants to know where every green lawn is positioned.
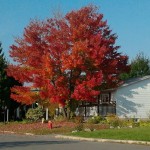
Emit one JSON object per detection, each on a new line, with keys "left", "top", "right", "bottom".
{"left": 1, "top": 121, "right": 150, "bottom": 142}
{"left": 70, "top": 127, "right": 150, "bottom": 141}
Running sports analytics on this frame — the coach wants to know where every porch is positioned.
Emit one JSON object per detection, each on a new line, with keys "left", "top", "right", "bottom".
{"left": 75, "top": 92, "right": 116, "bottom": 117}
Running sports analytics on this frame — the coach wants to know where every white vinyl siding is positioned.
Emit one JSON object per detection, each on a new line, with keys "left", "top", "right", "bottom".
{"left": 113, "top": 78, "right": 150, "bottom": 118}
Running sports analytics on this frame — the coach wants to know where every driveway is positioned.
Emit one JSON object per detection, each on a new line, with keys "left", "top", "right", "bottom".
{"left": 0, "top": 134, "right": 149, "bottom": 150}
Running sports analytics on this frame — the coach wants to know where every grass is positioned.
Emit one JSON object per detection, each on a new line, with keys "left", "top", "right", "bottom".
{"left": 1, "top": 121, "right": 150, "bottom": 142}
{"left": 70, "top": 127, "right": 150, "bottom": 141}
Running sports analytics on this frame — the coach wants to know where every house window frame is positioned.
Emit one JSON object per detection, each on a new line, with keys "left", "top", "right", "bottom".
{"left": 100, "top": 93, "right": 110, "bottom": 104}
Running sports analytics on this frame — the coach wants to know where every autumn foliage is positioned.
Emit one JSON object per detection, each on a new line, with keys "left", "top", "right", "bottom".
{"left": 7, "top": 6, "right": 129, "bottom": 117}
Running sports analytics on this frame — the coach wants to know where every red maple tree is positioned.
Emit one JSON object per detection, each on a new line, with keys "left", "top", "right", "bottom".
{"left": 7, "top": 6, "right": 129, "bottom": 118}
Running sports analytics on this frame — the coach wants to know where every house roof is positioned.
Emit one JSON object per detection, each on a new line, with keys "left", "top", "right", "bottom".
{"left": 121, "top": 75, "right": 150, "bottom": 88}
{"left": 100, "top": 75, "right": 150, "bottom": 93}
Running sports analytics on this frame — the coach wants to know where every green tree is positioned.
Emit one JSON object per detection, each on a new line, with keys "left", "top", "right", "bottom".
{"left": 0, "top": 42, "right": 7, "bottom": 109}
{"left": 130, "top": 52, "right": 150, "bottom": 77}
{"left": 0, "top": 42, "right": 21, "bottom": 121}
{"left": 120, "top": 52, "right": 150, "bottom": 80}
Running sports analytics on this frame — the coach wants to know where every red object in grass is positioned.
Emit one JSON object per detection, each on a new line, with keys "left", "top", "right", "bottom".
{"left": 48, "top": 121, "right": 52, "bottom": 129}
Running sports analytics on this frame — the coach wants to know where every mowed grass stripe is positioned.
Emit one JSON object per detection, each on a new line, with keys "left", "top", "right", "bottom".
{"left": 71, "top": 127, "right": 150, "bottom": 141}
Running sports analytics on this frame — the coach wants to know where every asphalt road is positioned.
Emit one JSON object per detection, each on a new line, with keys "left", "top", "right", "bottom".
{"left": 0, "top": 134, "right": 149, "bottom": 150}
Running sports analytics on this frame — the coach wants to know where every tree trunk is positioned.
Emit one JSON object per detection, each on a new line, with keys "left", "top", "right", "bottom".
{"left": 66, "top": 107, "right": 71, "bottom": 119}
{"left": 61, "top": 106, "right": 71, "bottom": 120}
{"left": 62, "top": 107, "right": 67, "bottom": 118}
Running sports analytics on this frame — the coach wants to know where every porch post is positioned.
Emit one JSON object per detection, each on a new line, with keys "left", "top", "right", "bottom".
{"left": 84, "top": 105, "right": 86, "bottom": 117}
{"left": 16, "top": 107, "right": 20, "bottom": 119}
{"left": 6, "top": 109, "right": 9, "bottom": 122}
{"left": 46, "top": 108, "right": 49, "bottom": 120}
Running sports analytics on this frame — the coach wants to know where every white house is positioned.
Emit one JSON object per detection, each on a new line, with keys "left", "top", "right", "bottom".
{"left": 76, "top": 75, "right": 150, "bottom": 119}
{"left": 113, "top": 75, "right": 150, "bottom": 119}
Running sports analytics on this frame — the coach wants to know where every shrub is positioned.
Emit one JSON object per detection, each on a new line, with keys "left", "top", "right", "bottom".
{"left": 75, "top": 123, "right": 84, "bottom": 131}
{"left": 112, "top": 118, "right": 123, "bottom": 128}
{"left": 132, "top": 122, "right": 140, "bottom": 127}
{"left": 54, "top": 115, "right": 66, "bottom": 122}
{"left": 85, "top": 124, "right": 95, "bottom": 131}
{"left": 140, "top": 120, "right": 150, "bottom": 127}
{"left": 87, "top": 116, "right": 104, "bottom": 124}
{"left": 84, "top": 123, "right": 109, "bottom": 130}
{"left": 48, "top": 103, "right": 58, "bottom": 119}
{"left": 106, "top": 114, "right": 117, "bottom": 122}
{"left": 26, "top": 106, "right": 44, "bottom": 122}
{"left": 21, "top": 119, "right": 32, "bottom": 124}
{"left": 74, "top": 116, "right": 84, "bottom": 124}
{"left": 106, "top": 114, "right": 123, "bottom": 128}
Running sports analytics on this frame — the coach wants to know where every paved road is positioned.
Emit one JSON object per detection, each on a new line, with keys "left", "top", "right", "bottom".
{"left": 0, "top": 134, "right": 149, "bottom": 150}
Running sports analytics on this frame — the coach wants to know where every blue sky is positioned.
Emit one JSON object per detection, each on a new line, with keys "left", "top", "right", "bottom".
{"left": 0, "top": 0, "right": 150, "bottom": 62}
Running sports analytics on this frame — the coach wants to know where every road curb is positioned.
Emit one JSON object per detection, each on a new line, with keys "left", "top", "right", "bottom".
{"left": 0, "top": 131, "right": 34, "bottom": 136}
{"left": 1, "top": 131, "right": 150, "bottom": 145}
{"left": 54, "top": 135, "right": 150, "bottom": 145}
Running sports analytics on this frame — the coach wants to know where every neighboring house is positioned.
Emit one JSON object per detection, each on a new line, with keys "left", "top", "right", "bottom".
{"left": 76, "top": 75, "right": 150, "bottom": 119}
{"left": 113, "top": 75, "right": 150, "bottom": 119}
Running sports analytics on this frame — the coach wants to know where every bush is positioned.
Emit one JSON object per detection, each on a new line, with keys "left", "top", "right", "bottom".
{"left": 74, "top": 116, "right": 84, "bottom": 124}
{"left": 75, "top": 123, "right": 84, "bottom": 131}
{"left": 21, "top": 119, "right": 32, "bottom": 124}
{"left": 54, "top": 115, "right": 66, "bottom": 122}
{"left": 112, "top": 118, "right": 123, "bottom": 128}
{"left": 132, "top": 122, "right": 140, "bottom": 127}
{"left": 84, "top": 123, "right": 109, "bottom": 130}
{"left": 48, "top": 103, "right": 58, "bottom": 119}
{"left": 26, "top": 106, "right": 44, "bottom": 122}
{"left": 87, "top": 116, "right": 104, "bottom": 124}
{"left": 106, "top": 114, "right": 123, "bottom": 128}
{"left": 140, "top": 120, "right": 150, "bottom": 127}
{"left": 85, "top": 124, "right": 95, "bottom": 131}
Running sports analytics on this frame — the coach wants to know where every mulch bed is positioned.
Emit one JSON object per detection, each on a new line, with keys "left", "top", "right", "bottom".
{"left": 0, "top": 121, "right": 76, "bottom": 134}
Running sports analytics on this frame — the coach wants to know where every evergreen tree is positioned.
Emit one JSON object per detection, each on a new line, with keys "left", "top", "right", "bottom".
{"left": 130, "top": 52, "right": 150, "bottom": 77}
{"left": 0, "top": 42, "right": 7, "bottom": 109}
{"left": 0, "top": 42, "right": 21, "bottom": 121}
{"left": 120, "top": 52, "right": 150, "bottom": 80}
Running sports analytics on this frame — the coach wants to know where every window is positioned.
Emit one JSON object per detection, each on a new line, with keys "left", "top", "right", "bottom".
{"left": 99, "top": 105, "right": 116, "bottom": 116}
{"left": 101, "top": 94, "right": 110, "bottom": 103}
